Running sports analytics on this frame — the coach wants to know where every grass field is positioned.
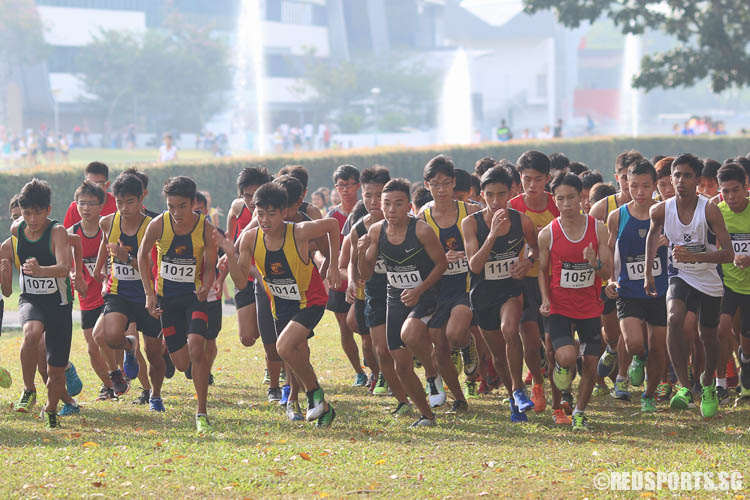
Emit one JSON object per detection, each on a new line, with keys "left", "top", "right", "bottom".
{"left": 0, "top": 311, "right": 748, "bottom": 499}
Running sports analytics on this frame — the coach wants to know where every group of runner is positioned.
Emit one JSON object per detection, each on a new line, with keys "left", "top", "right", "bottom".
{"left": 0, "top": 148, "right": 748, "bottom": 432}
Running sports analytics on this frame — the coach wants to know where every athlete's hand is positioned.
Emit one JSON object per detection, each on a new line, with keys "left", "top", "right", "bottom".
{"left": 326, "top": 265, "right": 341, "bottom": 290}
{"left": 145, "top": 292, "right": 162, "bottom": 319}
{"left": 657, "top": 234, "right": 669, "bottom": 248}
{"left": 734, "top": 255, "right": 750, "bottom": 269}
{"left": 400, "top": 287, "right": 422, "bottom": 308}
{"left": 0, "top": 258, "right": 10, "bottom": 275}
{"left": 213, "top": 228, "right": 235, "bottom": 255}
{"left": 107, "top": 242, "right": 130, "bottom": 262}
{"left": 194, "top": 284, "right": 209, "bottom": 302}
{"left": 489, "top": 209, "right": 509, "bottom": 238}
{"left": 345, "top": 280, "right": 358, "bottom": 304}
{"left": 643, "top": 272, "right": 658, "bottom": 297}
{"left": 74, "top": 272, "right": 88, "bottom": 298}
{"left": 604, "top": 281, "right": 619, "bottom": 300}
{"left": 22, "top": 257, "right": 40, "bottom": 276}
{"left": 217, "top": 254, "right": 228, "bottom": 272}
{"left": 510, "top": 254, "right": 532, "bottom": 279}
{"left": 672, "top": 245, "right": 697, "bottom": 264}
{"left": 445, "top": 250, "right": 466, "bottom": 262}
{"left": 93, "top": 269, "right": 106, "bottom": 283}
{"left": 583, "top": 243, "right": 598, "bottom": 268}
{"left": 357, "top": 233, "right": 370, "bottom": 256}
{"left": 539, "top": 299, "right": 551, "bottom": 317}
{"left": 248, "top": 263, "right": 262, "bottom": 281}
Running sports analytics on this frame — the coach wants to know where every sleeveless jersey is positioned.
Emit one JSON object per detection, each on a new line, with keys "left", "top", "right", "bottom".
{"left": 468, "top": 209, "right": 525, "bottom": 310}
{"left": 234, "top": 204, "right": 252, "bottom": 241}
{"left": 254, "top": 222, "right": 327, "bottom": 320}
{"left": 378, "top": 217, "right": 438, "bottom": 303}
{"left": 326, "top": 204, "right": 352, "bottom": 292}
{"left": 156, "top": 213, "right": 205, "bottom": 297}
{"left": 207, "top": 227, "right": 226, "bottom": 303}
{"left": 549, "top": 215, "right": 603, "bottom": 318}
{"left": 72, "top": 222, "right": 104, "bottom": 310}
{"left": 354, "top": 218, "right": 387, "bottom": 300}
{"left": 105, "top": 211, "right": 152, "bottom": 302}
{"left": 718, "top": 199, "right": 750, "bottom": 295}
{"left": 613, "top": 205, "right": 667, "bottom": 299}
{"left": 509, "top": 192, "right": 559, "bottom": 277}
{"left": 15, "top": 219, "right": 72, "bottom": 306}
{"left": 423, "top": 201, "right": 470, "bottom": 298}
{"left": 663, "top": 196, "right": 723, "bottom": 297}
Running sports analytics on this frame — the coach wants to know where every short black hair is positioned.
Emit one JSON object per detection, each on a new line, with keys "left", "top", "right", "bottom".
{"left": 253, "top": 182, "right": 288, "bottom": 211}
{"left": 549, "top": 153, "right": 570, "bottom": 173}
{"left": 615, "top": 150, "right": 644, "bottom": 173}
{"left": 163, "top": 176, "right": 197, "bottom": 200}
{"left": 18, "top": 178, "right": 51, "bottom": 210}
{"left": 474, "top": 157, "right": 497, "bottom": 177}
{"left": 470, "top": 174, "right": 480, "bottom": 194}
{"left": 382, "top": 178, "right": 411, "bottom": 199}
{"left": 85, "top": 161, "right": 109, "bottom": 180}
{"left": 360, "top": 166, "right": 391, "bottom": 186}
{"left": 580, "top": 170, "right": 604, "bottom": 190}
{"left": 75, "top": 180, "right": 106, "bottom": 204}
{"left": 195, "top": 191, "right": 208, "bottom": 207}
{"left": 9, "top": 193, "right": 20, "bottom": 215}
{"left": 550, "top": 172, "right": 582, "bottom": 194}
{"left": 454, "top": 169, "right": 472, "bottom": 193}
{"left": 237, "top": 166, "right": 271, "bottom": 195}
{"left": 480, "top": 166, "right": 513, "bottom": 191}
{"left": 123, "top": 167, "right": 149, "bottom": 189}
{"left": 590, "top": 182, "right": 617, "bottom": 203}
{"left": 733, "top": 156, "right": 750, "bottom": 180}
{"left": 568, "top": 162, "right": 589, "bottom": 175}
{"left": 717, "top": 163, "right": 746, "bottom": 186}
{"left": 274, "top": 174, "right": 304, "bottom": 207}
{"left": 651, "top": 155, "right": 666, "bottom": 165}
{"left": 502, "top": 164, "right": 521, "bottom": 187}
{"left": 333, "top": 164, "right": 360, "bottom": 184}
{"left": 628, "top": 159, "right": 657, "bottom": 182}
{"left": 517, "top": 150, "right": 550, "bottom": 175}
{"left": 424, "top": 154, "right": 455, "bottom": 181}
{"left": 701, "top": 158, "right": 721, "bottom": 181}
{"left": 278, "top": 165, "right": 309, "bottom": 189}
{"left": 672, "top": 153, "right": 703, "bottom": 177}
{"left": 112, "top": 173, "right": 144, "bottom": 199}
{"left": 411, "top": 185, "right": 433, "bottom": 211}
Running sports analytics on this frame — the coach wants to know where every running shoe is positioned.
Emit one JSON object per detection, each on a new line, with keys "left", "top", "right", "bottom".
{"left": 97, "top": 384, "right": 115, "bottom": 401}
{"left": 640, "top": 394, "right": 656, "bottom": 413}
{"left": 58, "top": 401, "right": 80, "bottom": 417}
{"left": 110, "top": 369, "right": 130, "bottom": 397}
{"left": 611, "top": 380, "right": 631, "bottom": 401}
{"left": 738, "top": 384, "right": 750, "bottom": 400}
{"left": 316, "top": 404, "right": 336, "bottom": 427}
{"left": 446, "top": 399, "right": 469, "bottom": 414}
{"left": 509, "top": 399, "right": 528, "bottom": 423}
{"left": 513, "top": 388, "right": 534, "bottom": 413}
{"left": 390, "top": 402, "right": 412, "bottom": 417}
{"left": 353, "top": 372, "right": 368, "bottom": 387}
{"left": 65, "top": 363, "right": 83, "bottom": 397}
{"left": 464, "top": 379, "right": 479, "bottom": 399}
{"left": 553, "top": 364, "right": 572, "bottom": 391}
{"left": 195, "top": 414, "right": 213, "bottom": 435}
{"left": 571, "top": 412, "right": 589, "bottom": 431}
{"left": 367, "top": 372, "right": 378, "bottom": 394}
{"left": 123, "top": 335, "right": 139, "bottom": 380}
{"left": 305, "top": 387, "right": 326, "bottom": 421}
{"left": 655, "top": 382, "right": 672, "bottom": 402}
{"left": 43, "top": 411, "right": 60, "bottom": 429}
{"left": 669, "top": 386, "right": 694, "bottom": 410}
{"left": 716, "top": 385, "right": 729, "bottom": 405}
{"left": 597, "top": 348, "right": 617, "bottom": 378}
{"left": 164, "top": 350, "right": 175, "bottom": 379}
{"left": 461, "top": 337, "right": 479, "bottom": 377}
{"left": 373, "top": 373, "right": 388, "bottom": 396}
{"left": 209, "top": 373, "right": 215, "bottom": 386}
{"left": 700, "top": 384, "right": 719, "bottom": 418}
{"left": 426, "top": 376, "right": 446, "bottom": 407}
{"left": 592, "top": 383, "right": 609, "bottom": 397}
{"left": 0, "top": 366, "right": 11, "bottom": 388}
{"left": 149, "top": 397, "right": 165, "bottom": 412}
{"left": 739, "top": 349, "right": 750, "bottom": 390}
{"left": 263, "top": 368, "right": 270, "bottom": 385}
{"left": 561, "top": 391, "right": 574, "bottom": 414}
{"left": 411, "top": 415, "right": 436, "bottom": 427}
{"left": 14, "top": 389, "right": 36, "bottom": 412}
{"left": 628, "top": 355, "right": 646, "bottom": 387}
{"left": 279, "top": 367, "right": 286, "bottom": 386}
{"left": 552, "top": 408, "right": 571, "bottom": 425}
{"left": 286, "top": 401, "right": 303, "bottom": 421}
{"left": 531, "top": 383, "right": 546, "bottom": 412}
{"left": 280, "top": 385, "right": 290, "bottom": 406}
{"left": 132, "top": 389, "right": 150, "bottom": 405}
{"left": 267, "top": 387, "right": 282, "bottom": 403}
{"left": 451, "top": 350, "right": 463, "bottom": 376}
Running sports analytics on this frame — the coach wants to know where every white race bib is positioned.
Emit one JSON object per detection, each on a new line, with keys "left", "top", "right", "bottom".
{"left": 387, "top": 270, "right": 422, "bottom": 289}
{"left": 113, "top": 262, "right": 141, "bottom": 281}
{"left": 21, "top": 274, "right": 58, "bottom": 294}
{"left": 484, "top": 257, "right": 519, "bottom": 280}
{"left": 625, "top": 255, "right": 663, "bottom": 281}
{"left": 731, "top": 234, "right": 750, "bottom": 256}
{"left": 560, "top": 263, "right": 595, "bottom": 289}
{"left": 160, "top": 261, "right": 195, "bottom": 284}
{"left": 374, "top": 259, "right": 387, "bottom": 274}
{"left": 267, "top": 282, "right": 301, "bottom": 300}
{"left": 672, "top": 244, "right": 711, "bottom": 271}
{"left": 445, "top": 258, "right": 468, "bottom": 276}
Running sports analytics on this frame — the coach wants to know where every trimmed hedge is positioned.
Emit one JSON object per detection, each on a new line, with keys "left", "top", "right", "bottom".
{"left": 2, "top": 135, "right": 749, "bottom": 230}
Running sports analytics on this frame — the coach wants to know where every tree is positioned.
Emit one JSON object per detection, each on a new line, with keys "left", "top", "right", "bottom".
{"left": 523, "top": 0, "right": 750, "bottom": 93}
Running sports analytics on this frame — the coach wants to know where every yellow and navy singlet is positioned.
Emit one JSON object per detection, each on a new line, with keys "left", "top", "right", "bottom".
{"left": 423, "top": 200, "right": 470, "bottom": 298}
{"left": 105, "top": 211, "right": 152, "bottom": 302}
{"left": 156, "top": 213, "right": 206, "bottom": 297}
{"left": 253, "top": 222, "right": 327, "bottom": 320}
{"left": 14, "top": 219, "right": 72, "bottom": 306}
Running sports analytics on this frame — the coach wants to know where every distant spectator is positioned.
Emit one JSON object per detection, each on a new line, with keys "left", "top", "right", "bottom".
{"left": 553, "top": 119, "right": 563, "bottom": 138}
{"left": 158, "top": 134, "right": 177, "bottom": 162}
{"left": 496, "top": 120, "right": 512, "bottom": 142}
{"left": 538, "top": 126, "right": 553, "bottom": 139}
{"left": 311, "top": 189, "right": 327, "bottom": 213}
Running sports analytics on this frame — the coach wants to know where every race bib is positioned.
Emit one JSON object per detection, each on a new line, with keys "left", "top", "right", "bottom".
{"left": 113, "top": 262, "right": 140, "bottom": 281}
{"left": 560, "top": 263, "right": 595, "bottom": 289}
{"left": 484, "top": 257, "right": 519, "bottom": 280}
{"left": 20, "top": 274, "right": 58, "bottom": 294}
{"left": 445, "top": 258, "right": 468, "bottom": 276}
{"left": 387, "top": 270, "right": 422, "bottom": 289}
{"left": 672, "top": 244, "right": 711, "bottom": 271}
{"left": 625, "top": 255, "right": 663, "bottom": 281}
{"left": 160, "top": 261, "right": 195, "bottom": 283}
{"left": 731, "top": 233, "right": 750, "bottom": 256}
{"left": 267, "top": 282, "right": 301, "bottom": 300}
{"left": 374, "top": 259, "right": 387, "bottom": 274}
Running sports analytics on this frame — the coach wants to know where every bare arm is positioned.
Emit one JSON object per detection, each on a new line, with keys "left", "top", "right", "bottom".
{"left": 306, "top": 203, "right": 322, "bottom": 220}
{"left": 699, "top": 202, "right": 734, "bottom": 264}
{"left": 413, "top": 220, "right": 448, "bottom": 295}
{"left": 296, "top": 218, "right": 341, "bottom": 288}
{"left": 358, "top": 222, "right": 381, "bottom": 281}
{"left": 606, "top": 209, "right": 620, "bottom": 283}
{"left": 138, "top": 217, "right": 163, "bottom": 298}
{"left": 537, "top": 225, "right": 552, "bottom": 316}
{"left": 217, "top": 227, "right": 256, "bottom": 290}
{"left": 644, "top": 202, "right": 665, "bottom": 297}
{"left": 93, "top": 215, "right": 113, "bottom": 280}
{"left": 593, "top": 220, "right": 612, "bottom": 280}
{"left": 462, "top": 214, "right": 484, "bottom": 274}
{"left": 22, "top": 225, "right": 72, "bottom": 278}
{"left": 196, "top": 220, "right": 218, "bottom": 301}
{"left": 0, "top": 238, "right": 13, "bottom": 297}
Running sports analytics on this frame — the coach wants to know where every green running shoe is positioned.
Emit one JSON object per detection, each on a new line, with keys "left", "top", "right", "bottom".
{"left": 571, "top": 413, "right": 589, "bottom": 431}
{"left": 373, "top": 373, "right": 388, "bottom": 396}
{"left": 306, "top": 387, "right": 326, "bottom": 421}
{"left": 195, "top": 414, "right": 213, "bottom": 435}
{"left": 463, "top": 379, "right": 479, "bottom": 399}
{"left": 641, "top": 394, "right": 657, "bottom": 413}
{"left": 611, "top": 380, "right": 631, "bottom": 401}
{"left": 669, "top": 386, "right": 693, "bottom": 410}
{"left": 461, "top": 337, "right": 479, "bottom": 377}
{"left": 592, "top": 383, "right": 609, "bottom": 397}
{"left": 0, "top": 366, "right": 11, "bottom": 388}
{"left": 597, "top": 348, "right": 617, "bottom": 378}
{"left": 628, "top": 355, "right": 646, "bottom": 387}
{"left": 700, "top": 384, "right": 719, "bottom": 418}
{"left": 552, "top": 364, "right": 572, "bottom": 391}
{"left": 739, "top": 384, "right": 750, "bottom": 400}
{"left": 14, "top": 389, "right": 36, "bottom": 412}
{"left": 655, "top": 382, "right": 672, "bottom": 402}
{"left": 43, "top": 411, "right": 60, "bottom": 429}
{"left": 390, "top": 401, "right": 412, "bottom": 416}
{"left": 316, "top": 404, "right": 336, "bottom": 428}
{"left": 451, "top": 350, "right": 463, "bottom": 377}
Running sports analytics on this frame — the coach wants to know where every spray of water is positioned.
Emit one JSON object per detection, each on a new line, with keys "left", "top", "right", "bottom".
{"left": 620, "top": 34, "right": 641, "bottom": 137}
{"left": 235, "top": 0, "right": 266, "bottom": 154}
{"left": 439, "top": 48, "right": 473, "bottom": 145}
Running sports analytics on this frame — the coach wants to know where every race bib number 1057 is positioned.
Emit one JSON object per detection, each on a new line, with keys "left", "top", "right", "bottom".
{"left": 560, "top": 263, "right": 595, "bottom": 289}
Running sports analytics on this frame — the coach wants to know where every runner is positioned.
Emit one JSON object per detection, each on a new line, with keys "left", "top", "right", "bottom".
{"left": 644, "top": 154, "right": 733, "bottom": 418}
{"left": 63, "top": 161, "right": 117, "bottom": 227}
{"left": 538, "top": 173, "right": 611, "bottom": 430}
{"left": 278, "top": 165, "right": 323, "bottom": 220}
{"left": 359, "top": 178, "right": 448, "bottom": 427}
{"left": 0, "top": 196, "right": 23, "bottom": 390}
{"left": 138, "top": 176, "right": 217, "bottom": 433}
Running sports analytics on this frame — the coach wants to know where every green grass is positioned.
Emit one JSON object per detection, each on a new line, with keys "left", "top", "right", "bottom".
{"left": 0, "top": 311, "right": 748, "bottom": 498}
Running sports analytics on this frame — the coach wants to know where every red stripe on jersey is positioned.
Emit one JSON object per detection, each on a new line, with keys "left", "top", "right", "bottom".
{"left": 191, "top": 311, "right": 208, "bottom": 322}
{"left": 74, "top": 223, "right": 104, "bottom": 311}
{"left": 163, "top": 326, "right": 177, "bottom": 337}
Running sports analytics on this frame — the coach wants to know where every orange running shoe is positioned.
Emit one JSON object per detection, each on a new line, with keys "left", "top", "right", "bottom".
{"left": 531, "top": 383, "right": 546, "bottom": 413}
{"left": 553, "top": 408, "right": 571, "bottom": 425}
